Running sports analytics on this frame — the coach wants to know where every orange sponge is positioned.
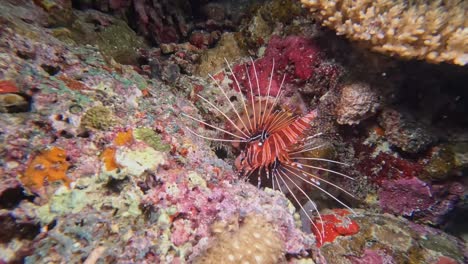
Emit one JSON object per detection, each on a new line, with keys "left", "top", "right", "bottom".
{"left": 113, "top": 129, "right": 133, "bottom": 146}
{"left": 101, "top": 147, "right": 120, "bottom": 171}
{"left": 20, "top": 147, "right": 71, "bottom": 192}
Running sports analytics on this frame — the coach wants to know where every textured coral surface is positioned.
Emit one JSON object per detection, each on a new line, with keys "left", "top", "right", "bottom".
{"left": 194, "top": 214, "right": 285, "bottom": 263}
{"left": 301, "top": 0, "right": 468, "bottom": 65}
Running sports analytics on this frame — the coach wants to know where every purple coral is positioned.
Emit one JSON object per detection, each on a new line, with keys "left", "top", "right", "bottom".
{"left": 378, "top": 177, "right": 464, "bottom": 224}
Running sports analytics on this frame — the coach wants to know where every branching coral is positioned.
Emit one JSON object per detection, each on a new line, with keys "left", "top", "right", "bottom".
{"left": 300, "top": 0, "right": 468, "bottom": 65}
{"left": 195, "top": 214, "right": 285, "bottom": 264}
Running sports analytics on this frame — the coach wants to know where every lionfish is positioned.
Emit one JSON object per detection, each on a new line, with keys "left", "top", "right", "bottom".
{"left": 183, "top": 58, "right": 355, "bottom": 244}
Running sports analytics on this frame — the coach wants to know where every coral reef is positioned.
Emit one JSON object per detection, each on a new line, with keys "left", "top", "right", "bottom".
{"left": 300, "top": 0, "right": 468, "bottom": 65}
{"left": 0, "top": 0, "right": 467, "bottom": 263}
{"left": 0, "top": 3, "right": 314, "bottom": 262}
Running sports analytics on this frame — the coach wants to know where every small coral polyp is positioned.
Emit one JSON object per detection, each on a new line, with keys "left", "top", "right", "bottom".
{"left": 20, "top": 147, "right": 71, "bottom": 194}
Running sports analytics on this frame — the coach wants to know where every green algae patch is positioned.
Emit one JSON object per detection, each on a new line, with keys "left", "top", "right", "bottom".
{"left": 68, "top": 12, "right": 148, "bottom": 65}
{"left": 36, "top": 188, "right": 88, "bottom": 223}
{"left": 134, "top": 127, "right": 171, "bottom": 152}
{"left": 115, "top": 146, "right": 166, "bottom": 177}
{"left": 36, "top": 175, "right": 144, "bottom": 224}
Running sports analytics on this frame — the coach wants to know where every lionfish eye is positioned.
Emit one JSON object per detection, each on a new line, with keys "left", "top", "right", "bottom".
{"left": 240, "top": 157, "right": 247, "bottom": 164}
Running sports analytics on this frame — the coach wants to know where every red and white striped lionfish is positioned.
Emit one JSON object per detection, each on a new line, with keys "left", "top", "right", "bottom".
{"left": 183, "top": 58, "right": 355, "bottom": 243}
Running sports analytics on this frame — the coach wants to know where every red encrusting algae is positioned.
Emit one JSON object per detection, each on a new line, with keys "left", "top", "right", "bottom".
{"left": 0, "top": 80, "right": 19, "bottom": 93}
{"left": 312, "top": 209, "right": 360, "bottom": 247}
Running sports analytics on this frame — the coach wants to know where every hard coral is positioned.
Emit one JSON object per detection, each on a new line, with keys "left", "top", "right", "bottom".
{"left": 20, "top": 147, "right": 71, "bottom": 193}
{"left": 300, "top": 0, "right": 468, "bottom": 65}
{"left": 195, "top": 214, "right": 285, "bottom": 264}
{"left": 80, "top": 106, "right": 116, "bottom": 130}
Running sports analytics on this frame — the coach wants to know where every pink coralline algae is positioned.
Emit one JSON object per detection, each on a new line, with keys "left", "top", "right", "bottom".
{"left": 378, "top": 177, "right": 464, "bottom": 224}
{"left": 143, "top": 172, "right": 311, "bottom": 257}
{"left": 171, "top": 219, "right": 191, "bottom": 246}
{"left": 231, "top": 35, "right": 322, "bottom": 97}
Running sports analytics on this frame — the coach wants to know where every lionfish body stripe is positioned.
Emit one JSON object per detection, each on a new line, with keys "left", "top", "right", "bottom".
{"left": 239, "top": 110, "right": 318, "bottom": 175}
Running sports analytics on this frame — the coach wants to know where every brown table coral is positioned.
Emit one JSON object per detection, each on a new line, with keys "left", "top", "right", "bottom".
{"left": 300, "top": 0, "right": 467, "bottom": 65}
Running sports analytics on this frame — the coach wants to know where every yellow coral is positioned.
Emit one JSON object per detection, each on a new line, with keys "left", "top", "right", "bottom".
{"left": 20, "top": 147, "right": 71, "bottom": 192}
{"left": 195, "top": 214, "right": 285, "bottom": 264}
{"left": 300, "top": 0, "right": 467, "bottom": 65}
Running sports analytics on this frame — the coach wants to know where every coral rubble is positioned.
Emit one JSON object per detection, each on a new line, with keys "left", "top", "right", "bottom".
{"left": 335, "top": 82, "right": 380, "bottom": 125}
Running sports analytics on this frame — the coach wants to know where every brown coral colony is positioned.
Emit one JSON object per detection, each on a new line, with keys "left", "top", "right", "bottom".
{"left": 301, "top": 0, "right": 468, "bottom": 65}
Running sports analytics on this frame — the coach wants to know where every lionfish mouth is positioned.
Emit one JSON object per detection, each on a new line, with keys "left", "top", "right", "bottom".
{"left": 182, "top": 58, "right": 355, "bottom": 244}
